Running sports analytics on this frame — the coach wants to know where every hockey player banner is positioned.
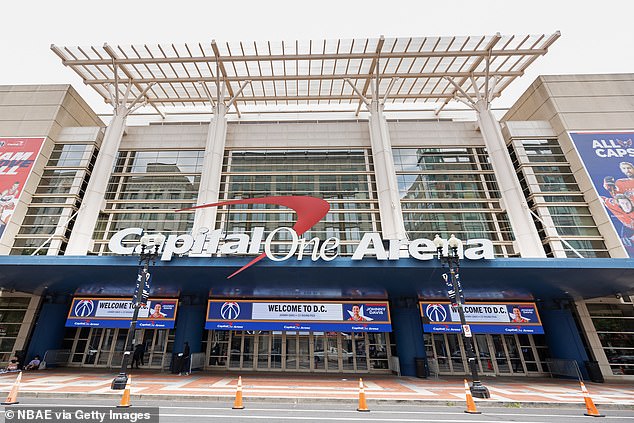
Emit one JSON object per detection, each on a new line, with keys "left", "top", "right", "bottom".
{"left": 0, "top": 137, "right": 46, "bottom": 240}
{"left": 569, "top": 132, "right": 634, "bottom": 257}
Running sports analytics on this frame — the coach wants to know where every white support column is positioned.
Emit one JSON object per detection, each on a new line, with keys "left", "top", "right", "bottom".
{"left": 474, "top": 99, "right": 546, "bottom": 257}
{"left": 193, "top": 102, "right": 228, "bottom": 233}
{"left": 66, "top": 82, "right": 153, "bottom": 255}
{"left": 368, "top": 100, "right": 407, "bottom": 240}
{"left": 65, "top": 109, "right": 127, "bottom": 255}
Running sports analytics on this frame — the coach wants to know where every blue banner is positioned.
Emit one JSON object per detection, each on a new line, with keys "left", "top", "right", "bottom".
{"left": 66, "top": 297, "right": 178, "bottom": 329}
{"left": 206, "top": 300, "right": 392, "bottom": 332}
{"left": 569, "top": 131, "right": 634, "bottom": 257}
{"left": 420, "top": 302, "right": 544, "bottom": 335}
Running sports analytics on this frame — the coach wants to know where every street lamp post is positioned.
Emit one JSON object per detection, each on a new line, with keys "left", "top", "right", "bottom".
{"left": 111, "top": 233, "right": 164, "bottom": 390}
{"left": 433, "top": 234, "right": 490, "bottom": 399}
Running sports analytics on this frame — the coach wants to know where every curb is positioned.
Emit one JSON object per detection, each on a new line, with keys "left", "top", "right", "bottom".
{"left": 9, "top": 391, "right": 634, "bottom": 410}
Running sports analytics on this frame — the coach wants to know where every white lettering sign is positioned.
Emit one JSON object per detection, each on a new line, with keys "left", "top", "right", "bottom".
{"left": 94, "top": 300, "right": 151, "bottom": 318}
{"left": 449, "top": 304, "right": 512, "bottom": 323}
{"left": 252, "top": 302, "right": 342, "bottom": 320}
{"left": 108, "top": 227, "right": 495, "bottom": 262}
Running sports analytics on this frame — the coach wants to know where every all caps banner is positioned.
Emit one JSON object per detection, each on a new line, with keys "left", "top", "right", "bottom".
{"left": 569, "top": 131, "right": 634, "bottom": 257}
{"left": 0, "top": 137, "right": 45, "bottom": 241}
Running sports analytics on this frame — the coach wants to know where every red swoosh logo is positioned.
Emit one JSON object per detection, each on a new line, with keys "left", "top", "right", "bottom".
{"left": 179, "top": 196, "right": 330, "bottom": 278}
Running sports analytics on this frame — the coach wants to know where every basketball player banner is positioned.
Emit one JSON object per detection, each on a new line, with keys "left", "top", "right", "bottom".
{"left": 206, "top": 300, "right": 392, "bottom": 332}
{"left": 569, "top": 131, "right": 634, "bottom": 257}
{"left": 419, "top": 302, "right": 543, "bottom": 334}
{"left": 0, "top": 137, "right": 46, "bottom": 241}
{"left": 66, "top": 297, "right": 178, "bottom": 329}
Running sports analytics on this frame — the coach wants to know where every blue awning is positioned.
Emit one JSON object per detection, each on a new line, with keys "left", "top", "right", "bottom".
{"left": 0, "top": 255, "right": 632, "bottom": 301}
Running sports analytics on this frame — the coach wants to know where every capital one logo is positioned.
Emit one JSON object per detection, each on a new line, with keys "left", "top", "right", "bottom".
{"left": 183, "top": 196, "right": 331, "bottom": 278}
{"left": 220, "top": 302, "right": 241, "bottom": 320}
{"left": 74, "top": 299, "right": 95, "bottom": 317}
{"left": 425, "top": 304, "right": 448, "bottom": 322}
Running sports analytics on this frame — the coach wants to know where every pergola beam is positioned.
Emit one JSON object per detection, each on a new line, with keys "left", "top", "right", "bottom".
{"left": 82, "top": 71, "right": 523, "bottom": 85}
{"left": 51, "top": 34, "right": 560, "bottom": 115}
{"left": 56, "top": 48, "right": 553, "bottom": 66}
{"left": 145, "top": 93, "right": 477, "bottom": 103}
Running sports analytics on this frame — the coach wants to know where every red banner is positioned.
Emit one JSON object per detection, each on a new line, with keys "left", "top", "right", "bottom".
{"left": 0, "top": 137, "right": 46, "bottom": 240}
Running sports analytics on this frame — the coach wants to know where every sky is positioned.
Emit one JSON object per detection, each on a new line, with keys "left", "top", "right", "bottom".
{"left": 1, "top": 0, "right": 632, "bottom": 116}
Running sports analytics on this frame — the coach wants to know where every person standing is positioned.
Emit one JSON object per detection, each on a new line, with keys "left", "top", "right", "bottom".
{"left": 179, "top": 341, "right": 190, "bottom": 376}
{"left": 132, "top": 344, "right": 144, "bottom": 369}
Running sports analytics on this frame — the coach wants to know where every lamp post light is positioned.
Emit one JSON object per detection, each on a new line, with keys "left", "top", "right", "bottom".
{"left": 111, "top": 233, "right": 165, "bottom": 390}
{"left": 433, "top": 234, "right": 490, "bottom": 399}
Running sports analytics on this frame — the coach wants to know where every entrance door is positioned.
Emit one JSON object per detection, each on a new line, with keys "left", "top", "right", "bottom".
{"left": 425, "top": 332, "right": 548, "bottom": 376}
{"left": 206, "top": 330, "right": 391, "bottom": 373}
{"left": 65, "top": 327, "right": 173, "bottom": 369}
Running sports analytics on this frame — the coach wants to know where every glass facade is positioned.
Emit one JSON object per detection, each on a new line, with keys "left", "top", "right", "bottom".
{"left": 393, "top": 147, "right": 515, "bottom": 257}
{"left": 586, "top": 302, "right": 634, "bottom": 375}
{"left": 219, "top": 149, "right": 380, "bottom": 255}
{"left": 92, "top": 150, "right": 203, "bottom": 254}
{"left": 11, "top": 143, "right": 98, "bottom": 255}
{"left": 509, "top": 139, "right": 609, "bottom": 258}
{"left": 0, "top": 297, "right": 31, "bottom": 363}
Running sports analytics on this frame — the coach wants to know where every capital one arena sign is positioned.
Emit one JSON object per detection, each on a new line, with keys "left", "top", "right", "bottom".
{"left": 108, "top": 196, "right": 494, "bottom": 278}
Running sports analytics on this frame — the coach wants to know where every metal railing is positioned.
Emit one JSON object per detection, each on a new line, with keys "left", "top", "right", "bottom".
{"left": 427, "top": 358, "right": 440, "bottom": 379}
{"left": 546, "top": 358, "right": 582, "bottom": 381}
{"left": 42, "top": 349, "right": 71, "bottom": 368}
{"left": 189, "top": 352, "right": 205, "bottom": 373}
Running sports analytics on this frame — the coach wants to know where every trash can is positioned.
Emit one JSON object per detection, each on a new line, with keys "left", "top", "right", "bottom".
{"left": 584, "top": 360, "right": 604, "bottom": 383}
{"left": 414, "top": 357, "right": 428, "bottom": 378}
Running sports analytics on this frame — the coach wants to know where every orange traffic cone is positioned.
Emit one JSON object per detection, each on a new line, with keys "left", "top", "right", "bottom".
{"left": 1, "top": 371, "right": 22, "bottom": 405}
{"left": 232, "top": 376, "right": 244, "bottom": 409}
{"left": 463, "top": 379, "right": 481, "bottom": 414}
{"left": 580, "top": 381, "right": 605, "bottom": 417}
{"left": 357, "top": 378, "right": 369, "bottom": 412}
{"left": 117, "top": 375, "right": 131, "bottom": 408}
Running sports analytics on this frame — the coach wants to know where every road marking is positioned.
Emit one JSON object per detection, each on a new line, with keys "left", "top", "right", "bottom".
{"left": 156, "top": 414, "right": 633, "bottom": 422}
{"left": 2, "top": 403, "right": 632, "bottom": 419}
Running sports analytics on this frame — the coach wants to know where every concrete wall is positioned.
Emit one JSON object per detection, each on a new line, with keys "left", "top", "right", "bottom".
{"left": 0, "top": 85, "right": 103, "bottom": 253}
{"left": 504, "top": 74, "right": 634, "bottom": 381}
{"left": 503, "top": 74, "right": 634, "bottom": 258}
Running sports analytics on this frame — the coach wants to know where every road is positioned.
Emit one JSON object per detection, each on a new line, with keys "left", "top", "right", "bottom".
{"left": 1, "top": 398, "right": 633, "bottom": 422}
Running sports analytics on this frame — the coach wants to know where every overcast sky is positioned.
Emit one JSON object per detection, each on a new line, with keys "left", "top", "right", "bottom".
{"left": 1, "top": 0, "right": 632, "bottom": 115}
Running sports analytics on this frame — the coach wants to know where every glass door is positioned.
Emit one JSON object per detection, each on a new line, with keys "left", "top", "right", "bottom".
{"left": 428, "top": 332, "right": 549, "bottom": 376}
{"left": 490, "top": 334, "right": 512, "bottom": 374}
{"left": 256, "top": 332, "right": 271, "bottom": 369}
{"left": 285, "top": 332, "right": 298, "bottom": 370}
{"left": 205, "top": 330, "right": 391, "bottom": 373}
{"left": 473, "top": 335, "right": 494, "bottom": 375}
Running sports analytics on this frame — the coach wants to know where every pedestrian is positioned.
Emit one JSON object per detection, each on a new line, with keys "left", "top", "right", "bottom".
{"left": 132, "top": 344, "right": 144, "bottom": 369}
{"left": 179, "top": 341, "right": 190, "bottom": 376}
{"left": 139, "top": 342, "right": 146, "bottom": 366}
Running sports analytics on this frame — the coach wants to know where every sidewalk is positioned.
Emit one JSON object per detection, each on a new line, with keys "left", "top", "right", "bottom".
{"left": 0, "top": 370, "right": 632, "bottom": 408}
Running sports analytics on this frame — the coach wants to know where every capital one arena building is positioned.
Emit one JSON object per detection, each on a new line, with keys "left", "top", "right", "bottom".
{"left": 0, "top": 33, "right": 633, "bottom": 381}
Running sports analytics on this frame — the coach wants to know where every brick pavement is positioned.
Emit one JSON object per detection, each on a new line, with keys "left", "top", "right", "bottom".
{"left": 0, "top": 370, "right": 631, "bottom": 406}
